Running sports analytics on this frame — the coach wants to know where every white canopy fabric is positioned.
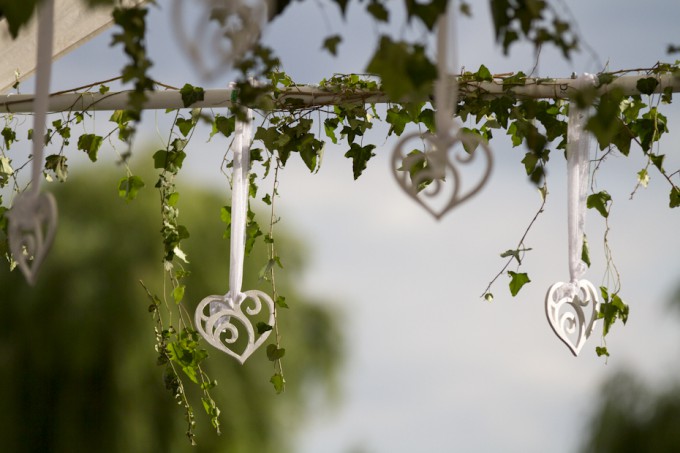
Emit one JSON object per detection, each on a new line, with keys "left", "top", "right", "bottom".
{"left": 0, "top": 0, "right": 145, "bottom": 93}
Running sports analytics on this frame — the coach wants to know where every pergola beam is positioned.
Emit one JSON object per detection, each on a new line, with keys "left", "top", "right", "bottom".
{"left": 1, "top": 74, "right": 679, "bottom": 114}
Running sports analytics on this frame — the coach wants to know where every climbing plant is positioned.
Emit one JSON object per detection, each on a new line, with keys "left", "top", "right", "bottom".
{"left": 1, "top": 0, "right": 679, "bottom": 441}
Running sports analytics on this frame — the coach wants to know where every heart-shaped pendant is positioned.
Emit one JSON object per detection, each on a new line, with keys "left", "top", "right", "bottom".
{"left": 7, "top": 191, "right": 58, "bottom": 285}
{"left": 195, "top": 289, "right": 275, "bottom": 364}
{"left": 545, "top": 280, "right": 600, "bottom": 356}
{"left": 391, "top": 130, "right": 493, "bottom": 220}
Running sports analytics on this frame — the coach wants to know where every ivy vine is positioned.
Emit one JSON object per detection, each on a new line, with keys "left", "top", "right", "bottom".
{"left": 1, "top": 0, "right": 679, "bottom": 441}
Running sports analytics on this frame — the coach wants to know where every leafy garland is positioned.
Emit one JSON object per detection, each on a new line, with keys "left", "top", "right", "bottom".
{"left": 1, "top": 0, "right": 679, "bottom": 441}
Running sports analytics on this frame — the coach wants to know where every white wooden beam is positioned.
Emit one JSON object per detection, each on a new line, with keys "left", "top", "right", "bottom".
{"left": 1, "top": 74, "right": 679, "bottom": 113}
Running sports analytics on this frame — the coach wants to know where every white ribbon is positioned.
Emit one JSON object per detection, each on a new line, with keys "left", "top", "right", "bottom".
{"left": 30, "top": 0, "right": 54, "bottom": 195}
{"left": 210, "top": 109, "right": 253, "bottom": 315}
{"left": 7, "top": 0, "right": 57, "bottom": 285}
{"left": 562, "top": 73, "right": 596, "bottom": 297}
{"left": 434, "top": 6, "right": 457, "bottom": 136}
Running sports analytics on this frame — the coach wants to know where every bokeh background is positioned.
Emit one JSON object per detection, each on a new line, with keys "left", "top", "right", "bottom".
{"left": 1, "top": 1, "right": 679, "bottom": 452}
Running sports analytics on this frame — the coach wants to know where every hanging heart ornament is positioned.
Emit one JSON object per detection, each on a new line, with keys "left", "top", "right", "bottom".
{"left": 545, "top": 280, "right": 600, "bottom": 356}
{"left": 392, "top": 129, "right": 493, "bottom": 220}
{"left": 195, "top": 290, "right": 274, "bottom": 364}
{"left": 7, "top": 192, "right": 58, "bottom": 285}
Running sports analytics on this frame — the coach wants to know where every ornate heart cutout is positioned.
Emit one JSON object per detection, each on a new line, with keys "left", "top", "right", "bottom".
{"left": 7, "top": 192, "right": 58, "bottom": 285}
{"left": 391, "top": 130, "right": 493, "bottom": 220}
{"left": 172, "top": 0, "right": 266, "bottom": 80}
{"left": 545, "top": 280, "right": 600, "bottom": 356}
{"left": 195, "top": 289, "right": 274, "bottom": 364}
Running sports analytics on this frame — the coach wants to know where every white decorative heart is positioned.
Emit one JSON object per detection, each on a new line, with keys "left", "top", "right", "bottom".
{"left": 545, "top": 280, "right": 600, "bottom": 356}
{"left": 172, "top": 0, "right": 267, "bottom": 80}
{"left": 7, "top": 192, "right": 58, "bottom": 285}
{"left": 195, "top": 290, "right": 274, "bottom": 364}
{"left": 391, "top": 130, "right": 493, "bottom": 220}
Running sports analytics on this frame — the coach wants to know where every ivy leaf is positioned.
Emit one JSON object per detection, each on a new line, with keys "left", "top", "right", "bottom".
{"left": 180, "top": 83, "right": 205, "bottom": 108}
{"left": 117, "top": 175, "right": 145, "bottom": 202}
{"left": 636, "top": 168, "right": 650, "bottom": 188}
{"left": 386, "top": 106, "right": 410, "bottom": 136}
{"left": 636, "top": 77, "right": 659, "bottom": 95}
{"left": 670, "top": 187, "right": 680, "bottom": 208}
{"left": 366, "top": 1, "right": 389, "bottom": 22}
{"left": 581, "top": 234, "right": 591, "bottom": 267}
{"left": 366, "top": 36, "right": 437, "bottom": 102}
{"left": 322, "top": 35, "right": 342, "bottom": 56}
{"left": 44, "top": 155, "right": 68, "bottom": 182}
{"left": 2, "top": 127, "right": 17, "bottom": 149}
{"left": 332, "top": 0, "right": 349, "bottom": 17}
{"left": 404, "top": 0, "right": 448, "bottom": 30}
{"left": 508, "top": 271, "right": 530, "bottom": 297}
{"left": 270, "top": 373, "right": 285, "bottom": 394}
{"left": 344, "top": 143, "right": 376, "bottom": 179}
{"left": 587, "top": 191, "right": 611, "bottom": 218}
{"left": 599, "top": 289, "right": 630, "bottom": 336}
{"left": 500, "top": 249, "right": 522, "bottom": 265}
{"left": 175, "top": 117, "right": 195, "bottom": 137}
{"left": 211, "top": 114, "right": 235, "bottom": 138}
{"left": 256, "top": 322, "right": 273, "bottom": 334}
{"left": 475, "top": 64, "right": 493, "bottom": 82}
{"left": 266, "top": 344, "right": 285, "bottom": 361}
{"left": 595, "top": 346, "right": 609, "bottom": 357}
{"left": 276, "top": 295, "right": 289, "bottom": 309}
{"left": 173, "top": 285, "right": 185, "bottom": 304}
{"left": 77, "top": 134, "right": 103, "bottom": 162}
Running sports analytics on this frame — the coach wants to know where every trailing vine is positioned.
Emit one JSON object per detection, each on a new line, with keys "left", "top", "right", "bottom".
{"left": 1, "top": 0, "right": 680, "bottom": 441}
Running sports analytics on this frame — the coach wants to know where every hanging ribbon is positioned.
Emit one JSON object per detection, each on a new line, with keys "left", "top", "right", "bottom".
{"left": 7, "top": 0, "right": 58, "bottom": 285}
{"left": 545, "top": 74, "right": 599, "bottom": 356}
{"left": 391, "top": 5, "right": 493, "bottom": 220}
{"left": 195, "top": 109, "right": 274, "bottom": 364}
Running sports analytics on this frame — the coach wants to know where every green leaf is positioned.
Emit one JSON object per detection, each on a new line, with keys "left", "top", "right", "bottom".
{"left": 507, "top": 271, "right": 530, "bottom": 297}
{"left": 180, "top": 83, "right": 205, "bottom": 108}
{"left": 45, "top": 155, "right": 68, "bottom": 182}
{"left": 256, "top": 322, "right": 273, "bottom": 334}
{"left": 587, "top": 191, "right": 611, "bottom": 218}
{"left": 175, "top": 117, "right": 194, "bottom": 137}
{"left": 484, "top": 293, "right": 494, "bottom": 302}
{"left": 385, "top": 106, "right": 410, "bottom": 136}
{"left": 270, "top": 373, "right": 285, "bottom": 394}
{"left": 581, "top": 234, "right": 591, "bottom": 267}
{"left": 153, "top": 149, "right": 186, "bottom": 172}
{"left": 500, "top": 249, "right": 522, "bottom": 265}
{"left": 670, "top": 187, "right": 680, "bottom": 208}
{"left": 2, "top": 127, "right": 17, "bottom": 149}
{"left": 266, "top": 344, "right": 285, "bottom": 361}
{"left": 275, "top": 295, "right": 289, "bottom": 309}
{"left": 595, "top": 346, "right": 609, "bottom": 357}
{"left": 475, "top": 64, "right": 493, "bottom": 82}
{"left": 366, "top": 36, "right": 437, "bottom": 102}
{"left": 636, "top": 77, "right": 659, "bottom": 95}
{"left": 211, "top": 114, "right": 235, "bottom": 138}
{"left": 262, "top": 193, "right": 272, "bottom": 205}
{"left": 404, "top": 0, "right": 448, "bottom": 29}
{"left": 366, "top": 2, "right": 389, "bottom": 22}
{"left": 172, "top": 285, "right": 185, "bottom": 304}
{"left": 332, "top": 0, "right": 349, "bottom": 17}
{"left": 344, "top": 143, "right": 376, "bottom": 179}
{"left": 636, "top": 168, "right": 650, "bottom": 188}
{"left": 117, "top": 175, "right": 145, "bottom": 202}
{"left": 322, "top": 35, "right": 342, "bottom": 56}
{"left": 77, "top": 134, "right": 103, "bottom": 162}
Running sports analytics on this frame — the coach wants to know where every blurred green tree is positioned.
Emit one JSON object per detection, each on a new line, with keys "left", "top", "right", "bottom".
{"left": 0, "top": 165, "right": 342, "bottom": 453}
{"left": 579, "top": 286, "right": 680, "bottom": 453}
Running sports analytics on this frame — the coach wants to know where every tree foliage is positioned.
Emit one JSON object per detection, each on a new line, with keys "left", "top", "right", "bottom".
{"left": 0, "top": 168, "right": 342, "bottom": 452}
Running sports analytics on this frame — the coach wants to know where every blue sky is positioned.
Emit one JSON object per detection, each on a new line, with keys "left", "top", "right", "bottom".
{"left": 15, "top": 1, "right": 680, "bottom": 452}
